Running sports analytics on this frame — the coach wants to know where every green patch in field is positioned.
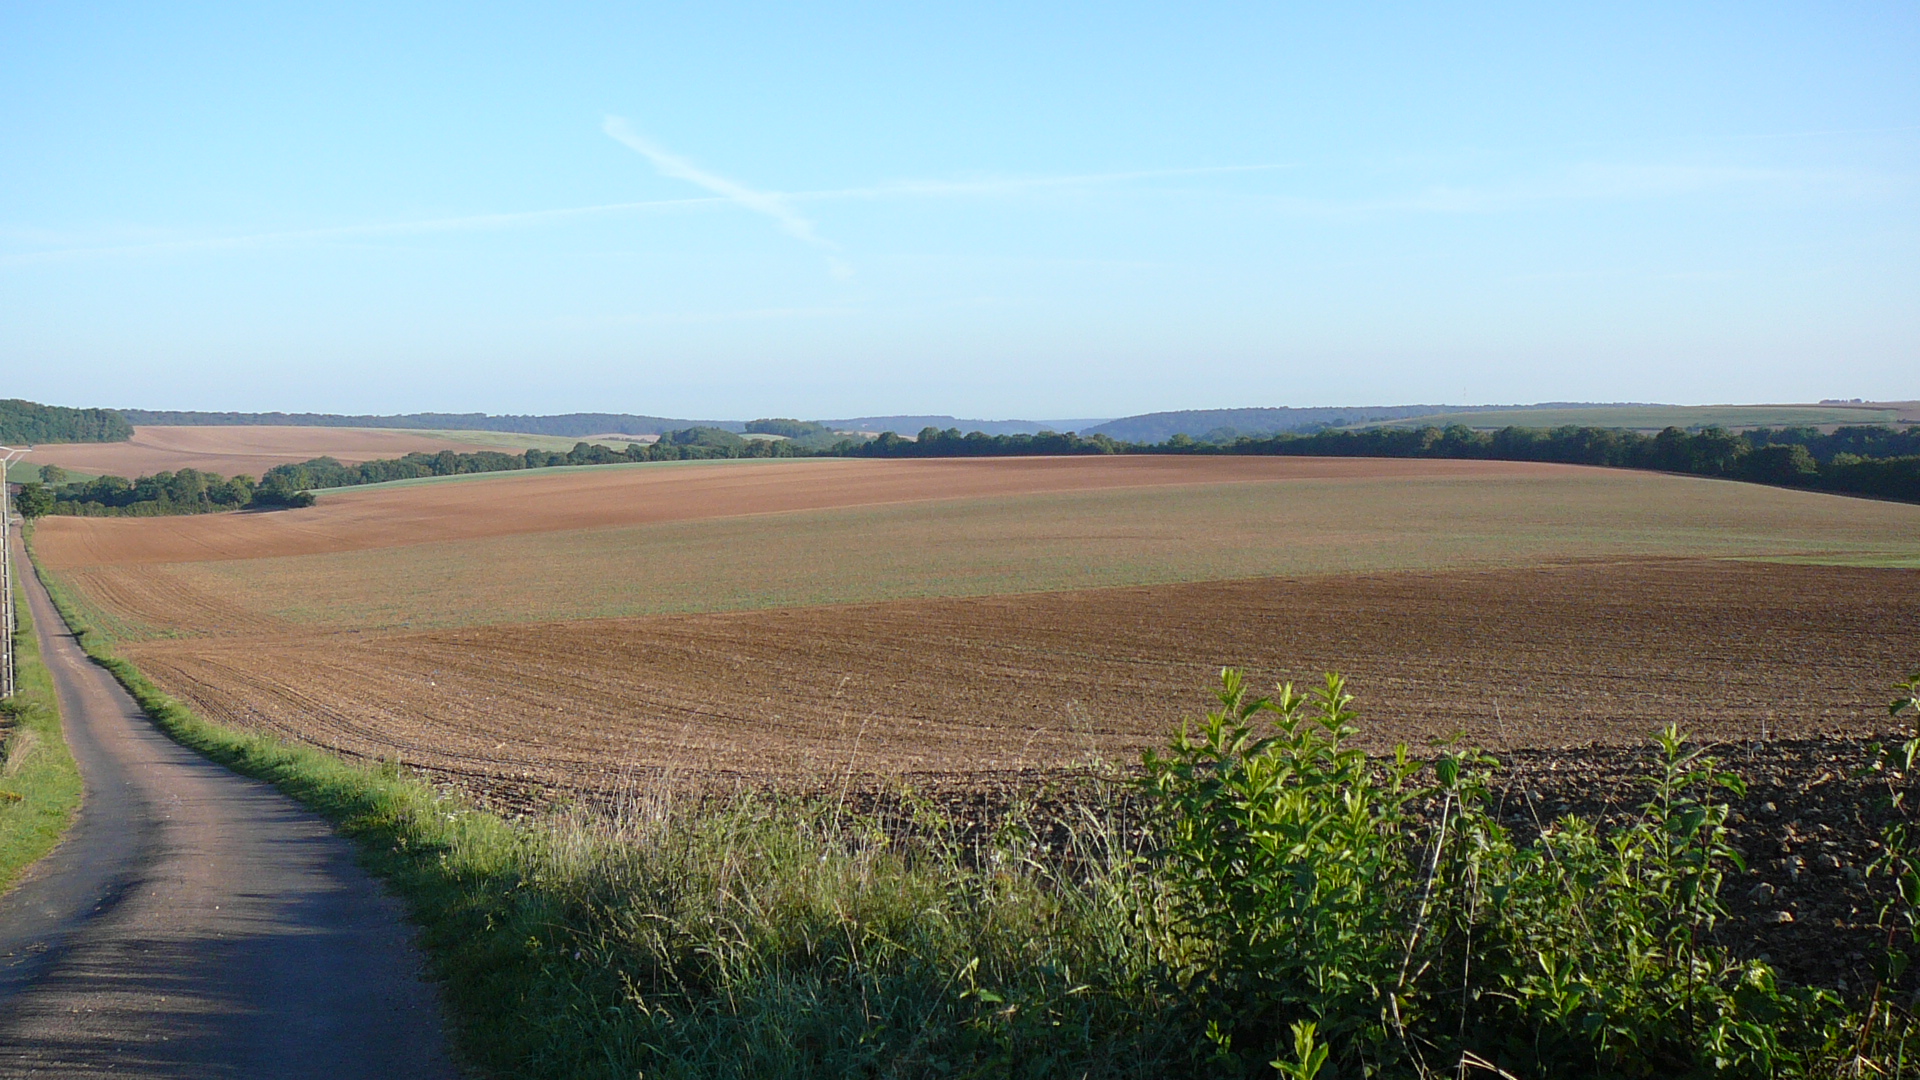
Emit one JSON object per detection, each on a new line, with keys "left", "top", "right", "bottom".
{"left": 6, "top": 463, "right": 102, "bottom": 485}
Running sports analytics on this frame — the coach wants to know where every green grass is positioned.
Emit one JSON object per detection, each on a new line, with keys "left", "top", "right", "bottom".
{"left": 1362, "top": 404, "right": 1915, "bottom": 431}
{"left": 5, "top": 463, "right": 102, "bottom": 485}
{"left": 150, "top": 469, "right": 1920, "bottom": 637}
{"left": 0, "top": 535, "right": 82, "bottom": 894}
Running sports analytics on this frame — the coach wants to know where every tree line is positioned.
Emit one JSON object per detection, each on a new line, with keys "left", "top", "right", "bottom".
{"left": 1171, "top": 423, "right": 1920, "bottom": 501}
{"left": 849, "top": 421, "right": 1920, "bottom": 501}
{"left": 257, "top": 432, "right": 815, "bottom": 492}
{"left": 0, "top": 399, "right": 132, "bottom": 444}
{"left": 9, "top": 432, "right": 824, "bottom": 518}
{"left": 13, "top": 468, "right": 289, "bottom": 518}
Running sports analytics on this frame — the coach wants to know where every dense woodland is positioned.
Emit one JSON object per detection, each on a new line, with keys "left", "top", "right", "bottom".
{"left": 0, "top": 399, "right": 132, "bottom": 444}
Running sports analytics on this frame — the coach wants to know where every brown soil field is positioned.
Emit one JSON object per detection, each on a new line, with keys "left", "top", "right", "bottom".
{"left": 32, "top": 455, "right": 1565, "bottom": 568}
{"left": 36, "top": 459, "right": 1920, "bottom": 643}
{"left": 18, "top": 425, "right": 533, "bottom": 480}
{"left": 118, "top": 560, "right": 1920, "bottom": 808}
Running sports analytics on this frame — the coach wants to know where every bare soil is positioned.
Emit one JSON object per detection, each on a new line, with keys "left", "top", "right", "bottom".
{"left": 119, "top": 559, "right": 1919, "bottom": 812}
{"left": 20, "top": 425, "right": 528, "bottom": 482}
{"left": 33, "top": 455, "right": 1576, "bottom": 568}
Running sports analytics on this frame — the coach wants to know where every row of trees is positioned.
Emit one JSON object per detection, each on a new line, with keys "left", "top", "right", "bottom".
{"left": 10, "top": 430, "right": 836, "bottom": 519}
{"left": 841, "top": 421, "right": 1920, "bottom": 501}
{"left": 12, "top": 467, "right": 311, "bottom": 518}
{"left": 256, "top": 434, "right": 819, "bottom": 494}
{"left": 852, "top": 427, "right": 1126, "bottom": 457}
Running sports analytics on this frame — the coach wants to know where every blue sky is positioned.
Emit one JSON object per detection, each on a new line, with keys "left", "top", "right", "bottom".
{"left": 3, "top": 3, "right": 1916, "bottom": 419}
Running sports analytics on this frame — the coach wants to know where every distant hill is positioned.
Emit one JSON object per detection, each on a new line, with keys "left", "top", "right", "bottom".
{"left": 116, "top": 410, "right": 741, "bottom": 437}
{"left": 0, "top": 399, "right": 133, "bottom": 444}
{"left": 817, "top": 416, "right": 1113, "bottom": 436}
{"left": 1364, "top": 403, "right": 1920, "bottom": 431}
{"left": 1081, "top": 406, "right": 1483, "bottom": 443}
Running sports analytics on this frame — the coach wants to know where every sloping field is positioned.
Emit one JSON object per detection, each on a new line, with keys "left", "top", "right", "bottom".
{"left": 37, "top": 459, "right": 1920, "bottom": 640}
{"left": 34, "top": 454, "right": 1547, "bottom": 567}
{"left": 18, "top": 425, "right": 549, "bottom": 480}
{"left": 118, "top": 561, "right": 1920, "bottom": 805}
{"left": 28, "top": 456, "right": 1920, "bottom": 802}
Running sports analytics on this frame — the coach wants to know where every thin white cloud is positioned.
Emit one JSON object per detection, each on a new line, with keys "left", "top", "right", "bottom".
{"left": 0, "top": 162, "right": 1298, "bottom": 266}
{"left": 798, "top": 163, "right": 1296, "bottom": 201}
{"left": 0, "top": 196, "right": 725, "bottom": 267}
{"left": 12, "top": 149, "right": 1876, "bottom": 268}
{"left": 603, "top": 115, "right": 850, "bottom": 278}
{"left": 1379, "top": 162, "right": 1901, "bottom": 214}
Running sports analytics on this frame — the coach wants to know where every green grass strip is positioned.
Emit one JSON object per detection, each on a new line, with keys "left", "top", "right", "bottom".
{"left": 0, "top": 537, "right": 83, "bottom": 893}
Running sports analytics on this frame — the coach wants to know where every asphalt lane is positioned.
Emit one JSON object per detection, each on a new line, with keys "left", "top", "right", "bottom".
{"left": 0, "top": 530, "right": 456, "bottom": 1078}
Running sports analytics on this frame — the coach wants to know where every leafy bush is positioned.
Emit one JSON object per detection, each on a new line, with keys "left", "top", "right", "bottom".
{"left": 1142, "top": 671, "right": 1841, "bottom": 1078}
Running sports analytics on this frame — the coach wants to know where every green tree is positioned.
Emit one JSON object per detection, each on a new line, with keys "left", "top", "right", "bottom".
{"left": 13, "top": 482, "right": 55, "bottom": 518}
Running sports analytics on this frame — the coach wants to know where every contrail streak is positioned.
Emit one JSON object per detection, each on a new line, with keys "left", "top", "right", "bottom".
{"left": 603, "top": 115, "right": 851, "bottom": 278}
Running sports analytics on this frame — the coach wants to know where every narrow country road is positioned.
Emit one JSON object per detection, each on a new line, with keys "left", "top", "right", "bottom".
{"left": 0, "top": 530, "right": 456, "bottom": 1078}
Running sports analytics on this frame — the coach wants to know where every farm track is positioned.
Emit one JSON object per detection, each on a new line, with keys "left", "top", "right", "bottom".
{"left": 0, "top": 531, "right": 455, "bottom": 1076}
{"left": 120, "top": 559, "right": 1920, "bottom": 811}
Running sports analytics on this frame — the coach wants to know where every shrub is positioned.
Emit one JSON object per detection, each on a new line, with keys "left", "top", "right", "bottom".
{"left": 1141, "top": 670, "right": 1839, "bottom": 1078}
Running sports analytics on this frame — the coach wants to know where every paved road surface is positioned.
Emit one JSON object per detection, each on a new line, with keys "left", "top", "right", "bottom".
{"left": 0, "top": 530, "right": 456, "bottom": 1077}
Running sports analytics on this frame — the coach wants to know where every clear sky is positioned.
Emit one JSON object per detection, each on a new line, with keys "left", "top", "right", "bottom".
{"left": 4, "top": 3, "right": 1916, "bottom": 419}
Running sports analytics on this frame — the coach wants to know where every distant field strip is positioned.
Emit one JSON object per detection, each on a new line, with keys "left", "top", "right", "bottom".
{"left": 42, "top": 463, "right": 1920, "bottom": 640}
{"left": 18, "top": 424, "right": 556, "bottom": 480}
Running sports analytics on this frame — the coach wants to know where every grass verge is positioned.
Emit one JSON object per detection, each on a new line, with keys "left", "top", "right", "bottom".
{"left": 0, "top": 537, "right": 82, "bottom": 893}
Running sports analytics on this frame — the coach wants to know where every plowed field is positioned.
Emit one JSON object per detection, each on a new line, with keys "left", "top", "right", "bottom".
{"left": 20, "top": 425, "right": 540, "bottom": 480}
{"left": 35, "top": 458, "right": 1920, "bottom": 640}
{"left": 118, "top": 560, "right": 1919, "bottom": 808}
{"left": 27, "top": 456, "right": 1920, "bottom": 808}
{"left": 33, "top": 455, "right": 1564, "bottom": 567}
